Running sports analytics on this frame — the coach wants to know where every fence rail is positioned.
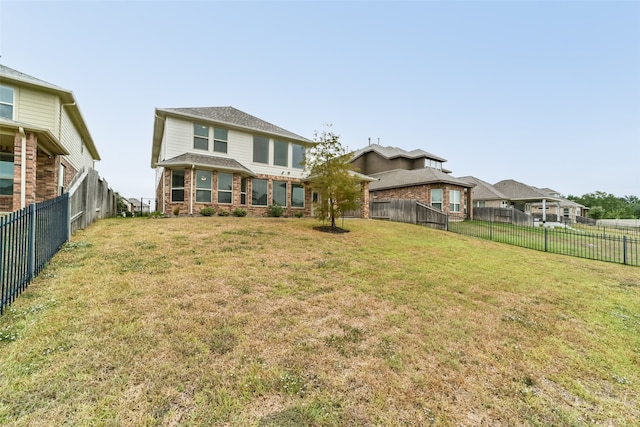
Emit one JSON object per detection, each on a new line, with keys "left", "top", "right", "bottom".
{"left": 1, "top": 169, "right": 116, "bottom": 314}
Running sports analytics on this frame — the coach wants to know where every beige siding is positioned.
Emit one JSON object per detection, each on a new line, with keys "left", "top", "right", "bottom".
{"left": 60, "top": 109, "right": 93, "bottom": 171}
{"left": 14, "top": 87, "right": 59, "bottom": 135}
{"left": 162, "top": 117, "right": 306, "bottom": 178}
{"left": 162, "top": 117, "right": 192, "bottom": 160}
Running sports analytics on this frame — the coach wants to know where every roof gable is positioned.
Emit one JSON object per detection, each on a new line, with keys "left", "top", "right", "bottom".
{"left": 493, "top": 179, "right": 562, "bottom": 201}
{"left": 350, "top": 143, "right": 447, "bottom": 163}
{"left": 458, "top": 176, "right": 510, "bottom": 200}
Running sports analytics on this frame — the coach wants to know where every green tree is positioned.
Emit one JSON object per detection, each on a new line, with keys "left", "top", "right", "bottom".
{"left": 304, "top": 127, "right": 361, "bottom": 230}
{"left": 587, "top": 205, "right": 605, "bottom": 220}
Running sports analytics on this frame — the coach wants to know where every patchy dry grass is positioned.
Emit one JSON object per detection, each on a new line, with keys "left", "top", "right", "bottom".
{"left": 1, "top": 217, "right": 639, "bottom": 426}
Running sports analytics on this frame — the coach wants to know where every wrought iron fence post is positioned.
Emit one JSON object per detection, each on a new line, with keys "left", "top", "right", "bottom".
{"left": 28, "top": 203, "right": 36, "bottom": 283}
{"left": 544, "top": 227, "right": 548, "bottom": 252}
{"left": 489, "top": 217, "right": 493, "bottom": 241}
{"left": 623, "top": 235, "right": 628, "bottom": 265}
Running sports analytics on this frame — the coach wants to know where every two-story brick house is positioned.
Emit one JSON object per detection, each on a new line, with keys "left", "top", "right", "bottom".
{"left": 0, "top": 64, "right": 100, "bottom": 213}
{"left": 350, "top": 144, "right": 473, "bottom": 219}
{"left": 151, "top": 107, "right": 316, "bottom": 217}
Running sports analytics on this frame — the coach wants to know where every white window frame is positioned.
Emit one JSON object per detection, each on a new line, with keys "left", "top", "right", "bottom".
{"left": 431, "top": 189, "right": 443, "bottom": 210}
{"left": 253, "top": 135, "right": 269, "bottom": 164}
{"left": 171, "top": 170, "right": 185, "bottom": 202}
{"left": 196, "top": 170, "right": 212, "bottom": 203}
{"left": 273, "top": 181, "right": 287, "bottom": 206}
{"left": 251, "top": 178, "right": 268, "bottom": 206}
{"left": 194, "top": 124, "right": 209, "bottom": 151}
{"left": 291, "top": 183, "right": 304, "bottom": 208}
{"left": 213, "top": 128, "right": 228, "bottom": 153}
{"left": 217, "top": 172, "right": 233, "bottom": 204}
{"left": 450, "top": 190, "right": 461, "bottom": 212}
{"left": 274, "top": 140, "right": 288, "bottom": 167}
{"left": 0, "top": 85, "right": 14, "bottom": 120}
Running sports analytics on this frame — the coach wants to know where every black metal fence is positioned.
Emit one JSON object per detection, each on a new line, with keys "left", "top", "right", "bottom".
{"left": 1, "top": 194, "right": 69, "bottom": 314}
{"left": 448, "top": 219, "right": 639, "bottom": 267}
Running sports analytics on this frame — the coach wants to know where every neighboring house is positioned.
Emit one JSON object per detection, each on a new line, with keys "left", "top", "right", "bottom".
{"left": 492, "top": 179, "right": 563, "bottom": 221}
{"left": 458, "top": 176, "right": 510, "bottom": 208}
{"left": 0, "top": 64, "right": 100, "bottom": 213}
{"left": 128, "top": 198, "right": 151, "bottom": 215}
{"left": 350, "top": 144, "right": 473, "bottom": 219}
{"left": 531, "top": 187, "right": 587, "bottom": 223}
{"left": 151, "top": 107, "right": 316, "bottom": 217}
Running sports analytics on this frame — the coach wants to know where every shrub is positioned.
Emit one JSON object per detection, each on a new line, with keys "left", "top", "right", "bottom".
{"left": 200, "top": 207, "right": 215, "bottom": 217}
{"left": 233, "top": 208, "right": 247, "bottom": 217}
{"left": 267, "top": 204, "right": 284, "bottom": 217}
{"left": 217, "top": 209, "right": 230, "bottom": 216}
{"left": 294, "top": 211, "right": 304, "bottom": 218}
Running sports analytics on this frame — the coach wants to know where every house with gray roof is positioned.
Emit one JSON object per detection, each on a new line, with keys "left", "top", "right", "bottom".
{"left": 458, "top": 176, "right": 510, "bottom": 209}
{"left": 349, "top": 144, "right": 473, "bottom": 218}
{"left": 151, "top": 106, "right": 318, "bottom": 216}
{"left": 0, "top": 64, "right": 100, "bottom": 213}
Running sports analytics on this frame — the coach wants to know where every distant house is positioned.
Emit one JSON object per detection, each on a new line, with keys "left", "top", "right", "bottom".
{"left": 458, "top": 176, "right": 510, "bottom": 209}
{"left": 350, "top": 144, "right": 473, "bottom": 219}
{"left": 489, "top": 180, "right": 562, "bottom": 215}
{"left": 128, "top": 198, "right": 151, "bottom": 215}
{"left": 151, "top": 107, "right": 316, "bottom": 217}
{"left": 0, "top": 64, "right": 100, "bottom": 213}
{"left": 531, "top": 188, "right": 587, "bottom": 223}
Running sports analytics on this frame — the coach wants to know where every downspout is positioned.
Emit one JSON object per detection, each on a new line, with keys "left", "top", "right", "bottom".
{"left": 190, "top": 164, "right": 194, "bottom": 215}
{"left": 162, "top": 169, "right": 166, "bottom": 214}
{"left": 19, "top": 127, "right": 26, "bottom": 209}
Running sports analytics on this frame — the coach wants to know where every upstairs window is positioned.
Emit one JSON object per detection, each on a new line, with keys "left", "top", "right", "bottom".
{"left": 292, "top": 144, "right": 305, "bottom": 169}
{"left": 253, "top": 135, "right": 269, "bottom": 164}
{"left": 194, "top": 124, "right": 209, "bottom": 150}
{"left": 196, "top": 170, "right": 212, "bottom": 203}
{"left": 171, "top": 170, "right": 185, "bottom": 202}
{"left": 214, "top": 128, "right": 228, "bottom": 153}
{"left": 0, "top": 85, "right": 14, "bottom": 120}
{"left": 0, "top": 152, "right": 13, "bottom": 196}
{"left": 431, "top": 189, "right": 443, "bottom": 210}
{"left": 273, "top": 140, "right": 288, "bottom": 167}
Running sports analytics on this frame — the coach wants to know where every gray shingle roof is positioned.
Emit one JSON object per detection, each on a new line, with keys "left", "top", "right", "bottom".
{"left": 158, "top": 107, "right": 312, "bottom": 143}
{"left": 157, "top": 153, "right": 255, "bottom": 176}
{"left": 0, "top": 64, "right": 66, "bottom": 91}
{"left": 369, "top": 168, "right": 473, "bottom": 191}
{"left": 351, "top": 144, "right": 447, "bottom": 163}
{"left": 493, "top": 179, "right": 562, "bottom": 202}
{"left": 457, "top": 176, "right": 509, "bottom": 201}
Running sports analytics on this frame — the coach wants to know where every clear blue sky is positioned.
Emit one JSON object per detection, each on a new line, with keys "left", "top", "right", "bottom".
{"left": 1, "top": 0, "right": 638, "bottom": 200}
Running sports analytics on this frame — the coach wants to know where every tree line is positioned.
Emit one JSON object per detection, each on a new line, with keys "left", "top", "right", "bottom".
{"left": 568, "top": 191, "right": 640, "bottom": 220}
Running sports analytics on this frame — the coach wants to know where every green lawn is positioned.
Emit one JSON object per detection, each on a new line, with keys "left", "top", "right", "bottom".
{"left": 1, "top": 217, "right": 639, "bottom": 426}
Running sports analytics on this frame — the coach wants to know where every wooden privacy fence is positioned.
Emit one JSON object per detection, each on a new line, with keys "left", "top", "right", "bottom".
{"left": 473, "top": 207, "right": 533, "bottom": 226}
{"left": 1, "top": 168, "right": 116, "bottom": 314}
{"left": 370, "top": 199, "right": 447, "bottom": 230}
{"left": 68, "top": 168, "right": 117, "bottom": 234}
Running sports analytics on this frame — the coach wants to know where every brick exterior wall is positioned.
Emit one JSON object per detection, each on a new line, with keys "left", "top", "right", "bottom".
{"left": 157, "top": 168, "right": 314, "bottom": 217}
{"left": 0, "top": 130, "right": 79, "bottom": 213}
{"left": 372, "top": 183, "right": 471, "bottom": 220}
